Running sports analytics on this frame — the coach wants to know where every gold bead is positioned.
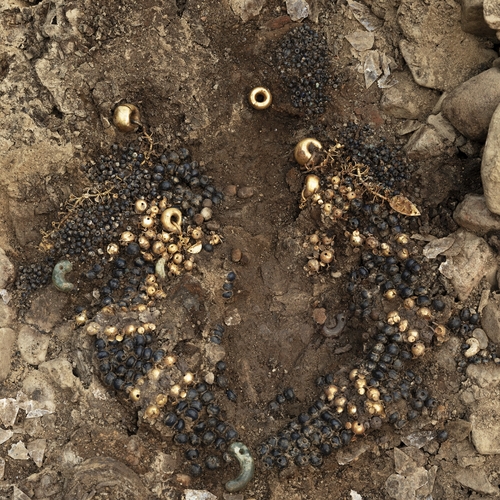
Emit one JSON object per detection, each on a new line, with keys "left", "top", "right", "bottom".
{"left": 161, "top": 208, "right": 182, "bottom": 234}
{"left": 144, "top": 404, "right": 160, "bottom": 419}
{"left": 367, "top": 387, "right": 380, "bottom": 401}
{"left": 129, "top": 388, "right": 141, "bottom": 401}
{"left": 123, "top": 324, "right": 136, "bottom": 336}
{"left": 141, "top": 215, "right": 155, "bottom": 229}
{"left": 152, "top": 241, "right": 166, "bottom": 255}
{"left": 135, "top": 199, "right": 148, "bottom": 214}
{"left": 384, "top": 289, "right": 397, "bottom": 300}
{"left": 320, "top": 250, "right": 334, "bottom": 264}
{"left": 183, "top": 372, "right": 194, "bottom": 384}
{"left": 387, "top": 311, "right": 400, "bottom": 325}
{"left": 107, "top": 243, "right": 119, "bottom": 256}
{"left": 248, "top": 87, "right": 272, "bottom": 110}
{"left": 75, "top": 311, "right": 87, "bottom": 326}
{"left": 406, "top": 329, "right": 419, "bottom": 343}
{"left": 417, "top": 307, "right": 432, "bottom": 320}
{"left": 404, "top": 298, "right": 415, "bottom": 309}
{"left": 294, "top": 138, "right": 322, "bottom": 166}
{"left": 138, "top": 235, "right": 150, "bottom": 250}
{"left": 411, "top": 342, "right": 425, "bottom": 357}
{"left": 170, "top": 384, "right": 181, "bottom": 396}
{"left": 104, "top": 325, "right": 118, "bottom": 337}
{"left": 156, "top": 394, "right": 168, "bottom": 406}
{"left": 352, "top": 421, "right": 365, "bottom": 435}
{"left": 113, "top": 103, "right": 141, "bottom": 133}
{"left": 191, "top": 228, "right": 203, "bottom": 240}
{"left": 324, "top": 385, "right": 339, "bottom": 401}
{"left": 120, "top": 231, "right": 136, "bottom": 244}
{"left": 302, "top": 174, "right": 321, "bottom": 198}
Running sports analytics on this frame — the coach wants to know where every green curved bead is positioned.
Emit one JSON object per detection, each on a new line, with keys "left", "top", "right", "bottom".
{"left": 225, "top": 442, "right": 255, "bottom": 493}
{"left": 52, "top": 260, "right": 75, "bottom": 292}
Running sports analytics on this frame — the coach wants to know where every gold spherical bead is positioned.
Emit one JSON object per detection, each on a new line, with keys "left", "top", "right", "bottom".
{"left": 248, "top": 87, "right": 272, "bottom": 110}
{"left": 411, "top": 342, "right": 426, "bottom": 357}
{"left": 107, "top": 243, "right": 119, "bottom": 256}
{"left": 135, "top": 199, "right": 148, "bottom": 214}
{"left": 141, "top": 215, "right": 155, "bottom": 229}
{"left": 129, "top": 388, "right": 141, "bottom": 401}
{"left": 352, "top": 421, "right": 365, "bottom": 435}
{"left": 113, "top": 103, "right": 141, "bottom": 133}
{"left": 294, "top": 138, "right": 322, "bottom": 166}
{"left": 302, "top": 174, "right": 321, "bottom": 199}
{"left": 144, "top": 404, "right": 160, "bottom": 420}
{"left": 320, "top": 250, "right": 334, "bottom": 264}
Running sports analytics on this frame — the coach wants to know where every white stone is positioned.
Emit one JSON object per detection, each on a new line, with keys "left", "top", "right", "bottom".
{"left": 482, "top": 102, "right": 500, "bottom": 215}
{"left": 39, "top": 357, "right": 81, "bottom": 390}
{"left": 0, "top": 428, "right": 13, "bottom": 444}
{"left": 184, "top": 490, "right": 217, "bottom": 500}
{"left": 27, "top": 438, "right": 46, "bottom": 467}
{"left": 0, "top": 327, "right": 16, "bottom": 382}
{"left": 8, "top": 441, "right": 29, "bottom": 460}
{"left": 18, "top": 325, "right": 50, "bottom": 366}
{"left": 286, "top": 0, "right": 309, "bottom": 21}
{"left": 0, "top": 247, "right": 14, "bottom": 289}
{"left": 229, "top": 0, "right": 266, "bottom": 22}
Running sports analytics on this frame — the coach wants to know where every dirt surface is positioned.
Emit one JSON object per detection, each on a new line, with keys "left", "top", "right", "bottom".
{"left": 0, "top": 0, "right": 498, "bottom": 499}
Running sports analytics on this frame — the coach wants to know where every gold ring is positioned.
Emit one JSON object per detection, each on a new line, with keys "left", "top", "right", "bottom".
{"left": 248, "top": 87, "right": 272, "bottom": 110}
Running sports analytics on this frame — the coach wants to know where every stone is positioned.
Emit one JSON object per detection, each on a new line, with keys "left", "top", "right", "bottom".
{"left": 24, "top": 287, "right": 69, "bottom": 333}
{"left": 345, "top": 31, "right": 374, "bottom": 51}
{"left": 397, "top": 0, "right": 496, "bottom": 92}
{"left": 380, "top": 72, "right": 439, "bottom": 119}
{"left": 0, "top": 398, "right": 19, "bottom": 427}
{"left": 470, "top": 397, "right": 500, "bottom": 454}
{"left": 442, "top": 68, "right": 500, "bottom": 142}
{"left": 13, "top": 486, "right": 31, "bottom": 500}
{"left": 223, "top": 184, "right": 237, "bottom": 197}
{"left": 286, "top": 0, "right": 309, "bottom": 21}
{"left": 404, "top": 125, "right": 455, "bottom": 159}
{"left": 312, "top": 307, "right": 326, "bottom": 325}
{"left": 401, "top": 431, "right": 434, "bottom": 449}
{"left": 184, "top": 490, "right": 217, "bottom": 500}
{"left": 237, "top": 186, "right": 254, "bottom": 199}
{"left": 0, "top": 247, "right": 14, "bottom": 289}
{"left": 231, "top": 248, "right": 242, "bottom": 262}
{"left": 337, "top": 441, "right": 369, "bottom": 465}
{"left": 0, "top": 301, "right": 15, "bottom": 328}
{"left": 0, "top": 328, "right": 16, "bottom": 382}
{"left": 481, "top": 293, "right": 500, "bottom": 343}
{"left": 385, "top": 465, "right": 437, "bottom": 500}
{"left": 27, "top": 438, "right": 46, "bottom": 467}
{"left": 0, "top": 429, "right": 13, "bottom": 445}
{"left": 18, "top": 325, "right": 50, "bottom": 366}
{"left": 461, "top": 0, "right": 497, "bottom": 36}
{"left": 426, "top": 113, "right": 457, "bottom": 143}
{"left": 484, "top": 0, "right": 500, "bottom": 30}
{"left": 8, "top": 441, "right": 29, "bottom": 460}
{"left": 455, "top": 466, "right": 498, "bottom": 494}
{"left": 467, "top": 363, "right": 500, "bottom": 388}
{"left": 39, "top": 358, "right": 81, "bottom": 390}
{"left": 0, "top": 458, "right": 4, "bottom": 480}
{"left": 454, "top": 194, "right": 500, "bottom": 235}
{"left": 22, "top": 372, "right": 56, "bottom": 413}
{"left": 438, "top": 229, "right": 496, "bottom": 301}
{"left": 445, "top": 419, "right": 472, "bottom": 442}
{"left": 482, "top": 102, "right": 500, "bottom": 214}
{"left": 472, "top": 328, "right": 489, "bottom": 349}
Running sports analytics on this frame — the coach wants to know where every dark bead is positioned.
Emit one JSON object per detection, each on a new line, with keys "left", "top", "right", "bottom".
{"left": 448, "top": 316, "right": 461, "bottom": 331}
{"left": 190, "top": 464, "right": 202, "bottom": 477}
{"left": 164, "top": 412, "right": 177, "bottom": 427}
{"left": 432, "top": 299, "right": 445, "bottom": 312}
{"left": 226, "top": 271, "right": 236, "bottom": 281}
{"left": 202, "top": 431, "right": 215, "bottom": 445}
{"left": 185, "top": 408, "right": 199, "bottom": 421}
{"left": 340, "top": 430, "right": 352, "bottom": 445}
{"left": 309, "top": 454, "right": 323, "bottom": 467}
{"left": 425, "top": 397, "right": 438, "bottom": 408}
{"left": 225, "top": 428, "right": 238, "bottom": 441}
{"left": 191, "top": 400, "right": 203, "bottom": 412}
{"left": 185, "top": 449, "right": 199, "bottom": 460}
{"left": 216, "top": 360, "right": 226, "bottom": 371}
{"left": 201, "top": 391, "right": 215, "bottom": 404}
{"left": 193, "top": 422, "right": 206, "bottom": 434}
{"left": 196, "top": 382, "right": 208, "bottom": 393}
{"left": 298, "top": 413, "right": 310, "bottom": 424}
{"left": 436, "top": 430, "right": 448, "bottom": 443}
{"left": 174, "top": 433, "right": 188, "bottom": 444}
{"left": 207, "top": 404, "right": 220, "bottom": 415}
{"left": 126, "top": 243, "right": 140, "bottom": 256}
{"left": 174, "top": 419, "right": 185, "bottom": 432}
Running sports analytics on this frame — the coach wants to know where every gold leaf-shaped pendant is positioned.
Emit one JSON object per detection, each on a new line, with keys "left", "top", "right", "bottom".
{"left": 389, "top": 195, "right": 421, "bottom": 216}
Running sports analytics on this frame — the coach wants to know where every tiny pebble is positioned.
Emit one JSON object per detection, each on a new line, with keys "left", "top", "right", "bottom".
{"left": 312, "top": 308, "right": 327, "bottom": 325}
{"left": 200, "top": 207, "right": 213, "bottom": 221}
{"left": 224, "top": 185, "right": 237, "bottom": 196}
{"left": 204, "top": 372, "right": 215, "bottom": 385}
{"left": 206, "top": 221, "right": 220, "bottom": 231}
{"left": 202, "top": 199, "right": 213, "bottom": 208}
{"left": 193, "top": 214, "right": 204, "bottom": 226}
{"left": 237, "top": 186, "right": 255, "bottom": 199}
{"left": 231, "top": 248, "right": 242, "bottom": 263}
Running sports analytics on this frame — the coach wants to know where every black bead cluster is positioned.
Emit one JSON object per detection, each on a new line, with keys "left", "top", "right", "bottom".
{"left": 14, "top": 143, "right": 224, "bottom": 311}
{"left": 275, "top": 24, "right": 332, "bottom": 115}
{"left": 222, "top": 271, "right": 236, "bottom": 299}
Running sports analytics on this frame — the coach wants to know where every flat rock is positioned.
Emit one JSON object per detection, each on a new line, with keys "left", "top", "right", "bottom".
{"left": 482, "top": 102, "right": 500, "bottom": 214}
{"left": 8, "top": 441, "right": 29, "bottom": 460}
{"left": 399, "top": 35, "right": 495, "bottom": 93}
{"left": 480, "top": 293, "right": 500, "bottom": 343}
{"left": 229, "top": 0, "right": 266, "bottom": 22}
{"left": 380, "top": 71, "right": 439, "bottom": 120}
{"left": 0, "top": 328, "right": 16, "bottom": 382}
{"left": 445, "top": 419, "right": 471, "bottom": 442}
{"left": 184, "top": 491, "right": 217, "bottom": 500}
{"left": 438, "top": 229, "right": 496, "bottom": 301}
{"left": 467, "top": 363, "right": 500, "bottom": 388}
{"left": 286, "top": 0, "right": 310, "bottom": 21}
{"left": 470, "top": 397, "right": 500, "bottom": 455}
{"left": 461, "top": 0, "right": 497, "bottom": 36}
{"left": 18, "top": 325, "right": 50, "bottom": 366}
{"left": 39, "top": 358, "right": 81, "bottom": 390}
{"left": 404, "top": 125, "right": 454, "bottom": 159}
{"left": 442, "top": 68, "right": 500, "bottom": 142}
{"left": 484, "top": 0, "right": 500, "bottom": 30}
{"left": 455, "top": 466, "right": 498, "bottom": 494}
{"left": 25, "top": 287, "right": 69, "bottom": 332}
{"left": 453, "top": 194, "right": 500, "bottom": 235}
{"left": 0, "top": 247, "right": 14, "bottom": 289}
{"left": 385, "top": 465, "right": 437, "bottom": 500}
{"left": 0, "top": 301, "right": 15, "bottom": 328}
{"left": 237, "top": 186, "right": 254, "bottom": 199}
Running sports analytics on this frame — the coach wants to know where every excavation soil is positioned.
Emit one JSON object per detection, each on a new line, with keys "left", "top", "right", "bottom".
{"left": 0, "top": 0, "right": 494, "bottom": 499}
